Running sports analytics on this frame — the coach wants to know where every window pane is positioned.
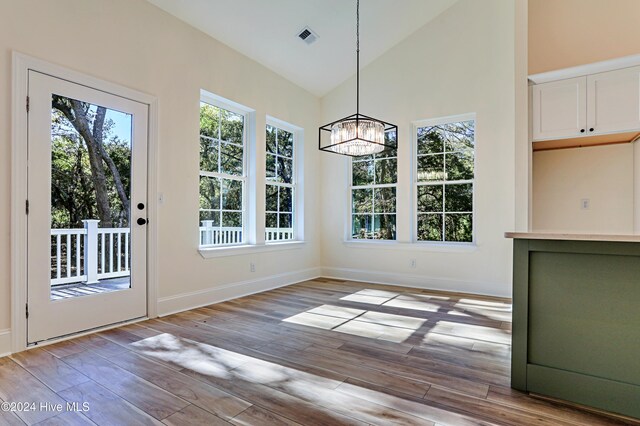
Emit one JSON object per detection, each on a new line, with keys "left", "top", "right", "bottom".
{"left": 417, "top": 185, "right": 443, "bottom": 213}
{"left": 375, "top": 158, "right": 397, "bottom": 184}
{"left": 278, "top": 129, "right": 294, "bottom": 158}
{"left": 417, "top": 214, "right": 443, "bottom": 241}
{"left": 352, "top": 215, "right": 373, "bottom": 239}
{"left": 220, "top": 109, "right": 243, "bottom": 144}
{"left": 279, "top": 213, "right": 292, "bottom": 228}
{"left": 384, "top": 131, "right": 397, "bottom": 152}
{"left": 445, "top": 183, "right": 473, "bottom": 212}
{"left": 374, "top": 187, "right": 396, "bottom": 213}
{"left": 222, "top": 211, "right": 242, "bottom": 227}
{"left": 352, "top": 160, "right": 374, "bottom": 186}
{"left": 446, "top": 150, "right": 474, "bottom": 181}
{"left": 200, "top": 137, "right": 218, "bottom": 173}
{"left": 266, "top": 125, "right": 277, "bottom": 154}
{"left": 417, "top": 126, "right": 444, "bottom": 154}
{"left": 266, "top": 213, "right": 278, "bottom": 228}
{"left": 375, "top": 214, "right": 396, "bottom": 240}
{"left": 220, "top": 142, "right": 243, "bottom": 176}
{"left": 279, "top": 186, "right": 293, "bottom": 212}
{"left": 266, "top": 153, "right": 277, "bottom": 180}
{"left": 276, "top": 157, "right": 293, "bottom": 184}
{"left": 376, "top": 144, "right": 397, "bottom": 159}
{"left": 221, "top": 179, "right": 242, "bottom": 211}
{"left": 443, "top": 121, "right": 475, "bottom": 151}
{"left": 417, "top": 154, "right": 444, "bottom": 182}
{"left": 265, "top": 184, "right": 278, "bottom": 212}
{"left": 199, "top": 176, "right": 220, "bottom": 210}
{"left": 199, "top": 210, "right": 220, "bottom": 226}
{"left": 445, "top": 213, "right": 473, "bottom": 242}
{"left": 352, "top": 189, "right": 373, "bottom": 214}
{"left": 416, "top": 119, "right": 474, "bottom": 244}
{"left": 199, "top": 103, "right": 219, "bottom": 139}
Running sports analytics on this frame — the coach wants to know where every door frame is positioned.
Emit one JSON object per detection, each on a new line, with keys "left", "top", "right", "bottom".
{"left": 11, "top": 52, "right": 159, "bottom": 353}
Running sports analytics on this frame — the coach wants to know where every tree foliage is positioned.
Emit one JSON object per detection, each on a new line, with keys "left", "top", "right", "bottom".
{"left": 51, "top": 96, "right": 131, "bottom": 228}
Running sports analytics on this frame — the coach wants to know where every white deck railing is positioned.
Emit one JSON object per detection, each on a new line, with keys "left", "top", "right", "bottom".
{"left": 265, "top": 228, "right": 295, "bottom": 242}
{"left": 51, "top": 220, "right": 130, "bottom": 286}
{"left": 199, "top": 224, "right": 294, "bottom": 246}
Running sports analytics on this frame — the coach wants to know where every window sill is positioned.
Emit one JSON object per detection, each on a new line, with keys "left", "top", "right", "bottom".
{"left": 199, "top": 241, "right": 305, "bottom": 259}
{"left": 343, "top": 240, "right": 478, "bottom": 253}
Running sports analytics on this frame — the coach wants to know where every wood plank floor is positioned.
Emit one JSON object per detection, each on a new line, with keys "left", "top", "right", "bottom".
{"left": 1, "top": 278, "right": 637, "bottom": 425}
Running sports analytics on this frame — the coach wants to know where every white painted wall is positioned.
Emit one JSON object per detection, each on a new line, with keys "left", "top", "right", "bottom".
{"left": 0, "top": 0, "right": 322, "bottom": 337}
{"left": 319, "top": 0, "right": 517, "bottom": 298}
{"left": 532, "top": 145, "right": 634, "bottom": 233}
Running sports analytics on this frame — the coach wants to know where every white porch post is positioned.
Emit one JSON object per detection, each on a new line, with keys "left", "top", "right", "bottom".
{"left": 83, "top": 219, "right": 100, "bottom": 284}
{"left": 202, "top": 220, "right": 214, "bottom": 245}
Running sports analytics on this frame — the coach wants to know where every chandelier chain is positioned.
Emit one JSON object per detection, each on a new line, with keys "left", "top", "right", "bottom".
{"left": 356, "top": 0, "right": 360, "bottom": 115}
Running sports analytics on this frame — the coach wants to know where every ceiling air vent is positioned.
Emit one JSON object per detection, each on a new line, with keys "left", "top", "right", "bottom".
{"left": 297, "top": 27, "right": 318, "bottom": 45}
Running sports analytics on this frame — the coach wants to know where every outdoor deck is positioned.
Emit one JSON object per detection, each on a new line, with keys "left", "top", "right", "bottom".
{"left": 50, "top": 277, "right": 130, "bottom": 300}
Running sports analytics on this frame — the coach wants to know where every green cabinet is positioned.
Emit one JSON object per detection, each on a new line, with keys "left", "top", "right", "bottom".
{"left": 512, "top": 238, "right": 640, "bottom": 419}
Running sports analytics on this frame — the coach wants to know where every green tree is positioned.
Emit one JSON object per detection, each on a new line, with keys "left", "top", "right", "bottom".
{"left": 51, "top": 96, "right": 132, "bottom": 228}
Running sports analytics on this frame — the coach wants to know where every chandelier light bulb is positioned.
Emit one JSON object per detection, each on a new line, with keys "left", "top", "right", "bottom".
{"left": 328, "top": 119, "right": 385, "bottom": 156}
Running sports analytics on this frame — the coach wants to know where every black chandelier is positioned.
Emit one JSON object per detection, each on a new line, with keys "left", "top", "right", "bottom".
{"left": 319, "top": 0, "right": 398, "bottom": 157}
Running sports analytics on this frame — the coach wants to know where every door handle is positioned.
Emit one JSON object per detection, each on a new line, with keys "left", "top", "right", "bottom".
{"left": 137, "top": 218, "right": 147, "bottom": 225}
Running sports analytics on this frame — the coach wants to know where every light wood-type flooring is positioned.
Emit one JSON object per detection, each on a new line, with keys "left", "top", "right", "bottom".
{"left": 0, "top": 278, "right": 637, "bottom": 425}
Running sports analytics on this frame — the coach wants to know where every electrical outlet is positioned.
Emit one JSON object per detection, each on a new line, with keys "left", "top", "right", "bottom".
{"left": 410, "top": 259, "right": 416, "bottom": 269}
{"left": 250, "top": 262, "right": 256, "bottom": 272}
{"left": 580, "top": 198, "right": 590, "bottom": 210}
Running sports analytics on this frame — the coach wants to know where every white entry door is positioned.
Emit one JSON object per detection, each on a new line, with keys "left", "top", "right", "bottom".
{"left": 27, "top": 71, "right": 148, "bottom": 344}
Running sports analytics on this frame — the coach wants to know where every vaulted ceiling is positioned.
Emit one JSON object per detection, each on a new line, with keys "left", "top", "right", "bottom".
{"left": 147, "top": 0, "right": 459, "bottom": 96}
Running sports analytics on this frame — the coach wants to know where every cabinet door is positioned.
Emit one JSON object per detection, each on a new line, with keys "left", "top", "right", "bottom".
{"left": 532, "top": 77, "right": 587, "bottom": 141}
{"left": 587, "top": 66, "right": 640, "bottom": 135}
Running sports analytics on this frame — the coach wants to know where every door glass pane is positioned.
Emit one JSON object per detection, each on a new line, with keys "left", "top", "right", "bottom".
{"left": 50, "top": 94, "right": 132, "bottom": 299}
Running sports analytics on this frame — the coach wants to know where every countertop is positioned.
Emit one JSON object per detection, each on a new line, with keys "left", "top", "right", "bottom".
{"left": 504, "top": 232, "right": 640, "bottom": 243}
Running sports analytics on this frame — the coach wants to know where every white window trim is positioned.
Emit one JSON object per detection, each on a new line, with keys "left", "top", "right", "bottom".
{"left": 342, "top": 239, "right": 478, "bottom": 253}
{"left": 347, "top": 148, "right": 398, "bottom": 242}
{"left": 199, "top": 89, "right": 255, "bottom": 249}
{"left": 266, "top": 116, "right": 304, "bottom": 243}
{"left": 199, "top": 240, "right": 306, "bottom": 259}
{"left": 412, "top": 113, "right": 477, "bottom": 246}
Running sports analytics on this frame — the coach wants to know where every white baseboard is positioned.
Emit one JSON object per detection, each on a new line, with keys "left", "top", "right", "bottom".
{"left": 0, "top": 329, "right": 11, "bottom": 358}
{"left": 158, "top": 267, "right": 322, "bottom": 316}
{"left": 321, "top": 267, "right": 511, "bottom": 299}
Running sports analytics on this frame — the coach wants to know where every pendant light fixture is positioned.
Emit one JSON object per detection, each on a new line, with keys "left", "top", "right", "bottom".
{"left": 319, "top": 0, "right": 397, "bottom": 157}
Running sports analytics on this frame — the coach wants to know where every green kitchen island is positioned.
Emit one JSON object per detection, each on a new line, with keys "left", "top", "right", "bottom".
{"left": 506, "top": 232, "right": 640, "bottom": 420}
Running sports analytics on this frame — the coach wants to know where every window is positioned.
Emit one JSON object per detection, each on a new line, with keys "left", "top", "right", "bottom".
{"left": 199, "top": 101, "right": 246, "bottom": 246}
{"left": 415, "top": 117, "right": 475, "bottom": 243}
{"left": 265, "top": 124, "right": 296, "bottom": 242}
{"left": 351, "top": 133, "right": 397, "bottom": 240}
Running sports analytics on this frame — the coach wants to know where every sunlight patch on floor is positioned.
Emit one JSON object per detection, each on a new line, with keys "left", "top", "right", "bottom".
{"left": 382, "top": 297, "right": 441, "bottom": 312}
{"left": 131, "top": 333, "right": 245, "bottom": 377}
{"left": 333, "top": 320, "right": 416, "bottom": 343}
{"left": 282, "top": 312, "right": 349, "bottom": 329}
{"left": 306, "top": 305, "right": 365, "bottom": 319}
{"left": 340, "top": 292, "right": 392, "bottom": 305}
{"left": 424, "top": 320, "right": 511, "bottom": 345}
{"left": 282, "top": 302, "right": 428, "bottom": 344}
{"left": 356, "top": 311, "right": 426, "bottom": 329}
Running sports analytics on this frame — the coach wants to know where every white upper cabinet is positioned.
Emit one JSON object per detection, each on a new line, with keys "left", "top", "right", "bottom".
{"left": 532, "top": 77, "right": 587, "bottom": 141}
{"left": 587, "top": 66, "right": 640, "bottom": 135}
{"left": 531, "top": 62, "right": 640, "bottom": 142}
